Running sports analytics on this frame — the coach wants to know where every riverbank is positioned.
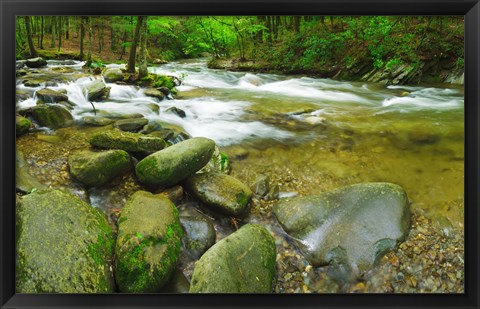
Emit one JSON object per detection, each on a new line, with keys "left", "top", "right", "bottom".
{"left": 208, "top": 57, "right": 464, "bottom": 86}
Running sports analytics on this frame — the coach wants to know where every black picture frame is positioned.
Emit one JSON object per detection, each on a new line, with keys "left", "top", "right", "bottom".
{"left": 1, "top": 0, "right": 479, "bottom": 308}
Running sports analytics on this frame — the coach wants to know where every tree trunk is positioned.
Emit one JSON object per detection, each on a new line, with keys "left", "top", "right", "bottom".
{"left": 293, "top": 16, "right": 301, "bottom": 33}
{"left": 85, "top": 17, "right": 93, "bottom": 67}
{"left": 25, "top": 16, "right": 37, "bottom": 58}
{"left": 40, "top": 16, "right": 44, "bottom": 49}
{"left": 57, "top": 16, "right": 62, "bottom": 51}
{"left": 80, "top": 17, "right": 86, "bottom": 60}
{"left": 138, "top": 16, "right": 149, "bottom": 79}
{"left": 65, "top": 16, "right": 69, "bottom": 39}
{"left": 50, "top": 16, "right": 56, "bottom": 48}
{"left": 127, "top": 16, "right": 144, "bottom": 74}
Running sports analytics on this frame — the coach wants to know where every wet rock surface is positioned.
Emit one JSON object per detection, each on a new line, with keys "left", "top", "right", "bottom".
{"left": 89, "top": 129, "right": 167, "bottom": 152}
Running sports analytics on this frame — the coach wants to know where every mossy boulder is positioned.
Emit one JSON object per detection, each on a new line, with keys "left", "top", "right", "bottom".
{"left": 273, "top": 182, "right": 411, "bottom": 283}
{"left": 28, "top": 104, "right": 74, "bottom": 129}
{"left": 183, "top": 173, "right": 252, "bottom": 216}
{"left": 25, "top": 57, "right": 47, "bottom": 68}
{"left": 81, "top": 79, "right": 109, "bottom": 101}
{"left": 113, "top": 118, "right": 149, "bottom": 132}
{"left": 180, "top": 216, "right": 216, "bottom": 259}
{"left": 115, "top": 191, "right": 182, "bottom": 293}
{"left": 36, "top": 88, "right": 68, "bottom": 103}
{"left": 189, "top": 223, "right": 276, "bottom": 293}
{"left": 16, "top": 190, "right": 115, "bottom": 293}
{"left": 135, "top": 137, "right": 215, "bottom": 187}
{"left": 89, "top": 130, "right": 167, "bottom": 152}
{"left": 143, "top": 88, "right": 165, "bottom": 100}
{"left": 103, "top": 68, "right": 124, "bottom": 83}
{"left": 68, "top": 149, "right": 132, "bottom": 187}
{"left": 16, "top": 115, "right": 32, "bottom": 136}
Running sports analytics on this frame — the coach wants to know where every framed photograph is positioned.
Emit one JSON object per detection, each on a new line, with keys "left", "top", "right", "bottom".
{"left": 1, "top": 0, "right": 479, "bottom": 308}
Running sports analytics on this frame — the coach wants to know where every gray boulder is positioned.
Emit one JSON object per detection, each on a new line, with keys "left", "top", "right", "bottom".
{"left": 180, "top": 216, "right": 216, "bottom": 259}
{"left": 103, "top": 68, "right": 124, "bottom": 83}
{"left": 183, "top": 173, "right": 252, "bottom": 216}
{"left": 113, "top": 118, "right": 149, "bottom": 132}
{"left": 273, "top": 182, "right": 410, "bottom": 283}
{"left": 89, "top": 130, "right": 167, "bottom": 152}
{"left": 82, "top": 79, "right": 109, "bottom": 101}
{"left": 189, "top": 223, "right": 276, "bottom": 293}
{"left": 28, "top": 105, "right": 74, "bottom": 129}
{"left": 136, "top": 137, "right": 215, "bottom": 187}
{"left": 16, "top": 190, "right": 115, "bottom": 293}
{"left": 36, "top": 88, "right": 69, "bottom": 103}
{"left": 115, "top": 191, "right": 182, "bottom": 292}
{"left": 25, "top": 57, "right": 47, "bottom": 68}
{"left": 68, "top": 149, "right": 132, "bottom": 187}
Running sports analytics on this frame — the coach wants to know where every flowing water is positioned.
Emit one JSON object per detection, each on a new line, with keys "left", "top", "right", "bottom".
{"left": 16, "top": 58, "right": 464, "bottom": 292}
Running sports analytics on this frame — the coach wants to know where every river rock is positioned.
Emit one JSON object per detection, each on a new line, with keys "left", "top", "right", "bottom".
{"left": 189, "top": 223, "right": 276, "bottom": 293}
{"left": 89, "top": 130, "right": 167, "bottom": 152}
{"left": 136, "top": 137, "right": 215, "bottom": 187}
{"left": 148, "top": 129, "right": 175, "bottom": 141}
{"left": 144, "top": 88, "right": 165, "bottom": 100}
{"left": 161, "top": 269, "right": 190, "bottom": 293}
{"left": 157, "top": 87, "right": 171, "bottom": 96}
{"left": 139, "top": 121, "right": 163, "bottom": 134}
{"left": 165, "top": 107, "right": 186, "bottom": 118}
{"left": 152, "top": 59, "right": 168, "bottom": 64}
{"left": 82, "top": 116, "right": 115, "bottom": 126}
{"left": 16, "top": 150, "right": 46, "bottom": 193}
{"left": 68, "top": 149, "right": 132, "bottom": 187}
{"left": 113, "top": 118, "right": 149, "bottom": 132}
{"left": 25, "top": 57, "right": 47, "bottom": 68}
{"left": 180, "top": 216, "right": 216, "bottom": 259}
{"left": 273, "top": 182, "right": 410, "bottom": 283}
{"left": 23, "top": 80, "right": 41, "bottom": 87}
{"left": 183, "top": 173, "right": 252, "bottom": 216}
{"left": 82, "top": 79, "right": 109, "bottom": 101}
{"left": 96, "top": 111, "right": 144, "bottom": 119}
{"left": 16, "top": 190, "right": 115, "bottom": 293}
{"left": 16, "top": 115, "right": 32, "bottom": 136}
{"left": 198, "top": 145, "right": 231, "bottom": 174}
{"left": 28, "top": 104, "right": 74, "bottom": 129}
{"left": 115, "top": 191, "right": 182, "bottom": 292}
{"left": 36, "top": 88, "right": 69, "bottom": 103}
{"left": 103, "top": 68, "right": 124, "bottom": 82}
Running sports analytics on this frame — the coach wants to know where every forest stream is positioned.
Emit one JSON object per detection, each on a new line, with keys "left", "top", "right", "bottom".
{"left": 16, "top": 58, "right": 464, "bottom": 293}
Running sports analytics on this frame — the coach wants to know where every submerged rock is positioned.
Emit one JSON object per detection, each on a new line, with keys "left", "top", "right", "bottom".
{"left": 68, "top": 149, "right": 132, "bottom": 187}
{"left": 16, "top": 150, "right": 46, "bottom": 193}
{"left": 25, "top": 57, "right": 47, "bottom": 68}
{"left": 183, "top": 172, "right": 252, "bottom": 216}
{"left": 189, "top": 223, "right": 276, "bottom": 293}
{"left": 16, "top": 190, "right": 115, "bottom": 293}
{"left": 136, "top": 137, "right": 215, "bottom": 187}
{"left": 89, "top": 130, "right": 167, "bottom": 152}
{"left": 113, "top": 118, "right": 149, "bottom": 132}
{"left": 115, "top": 191, "right": 182, "bottom": 293}
{"left": 82, "top": 116, "right": 115, "bottom": 126}
{"left": 165, "top": 107, "right": 186, "bottom": 118}
{"left": 273, "top": 182, "right": 410, "bottom": 283}
{"left": 16, "top": 115, "right": 32, "bottom": 136}
{"left": 36, "top": 88, "right": 69, "bottom": 103}
{"left": 180, "top": 215, "right": 216, "bottom": 259}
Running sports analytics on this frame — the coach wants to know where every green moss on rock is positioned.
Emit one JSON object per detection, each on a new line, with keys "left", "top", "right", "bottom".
{"left": 115, "top": 191, "right": 182, "bottom": 293}
{"left": 16, "top": 190, "right": 115, "bottom": 293}
{"left": 189, "top": 223, "right": 276, "bottom": 293}
{"left": 16, "top": 115, "right": 32, "bottom": 136}
{"left": 89, "top": 129, "right": 167, "bottom": 152}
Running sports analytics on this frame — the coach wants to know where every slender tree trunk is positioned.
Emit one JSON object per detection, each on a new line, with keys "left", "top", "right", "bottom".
{"left": 40, "top": 16, "right": 44, "bottom": 49}
{"left": 65, "top": 16, "right": 69, "bottom": 39}
{"left": 80, "top": 17, "right": 86, "bottom": 60}
{"left": 25, "top": 16, "right": 38, "bottom": 57}
{"left": 293, "top": 16, "right": 301, "bottom": 33}
{"left": 50, "top": 16, "right": 56, "bottom": 48}
{"left": 138, "top": 16, "right": 149, "bottom": 79}
{"left": 85, "top": 17, "right": 93, "bottom": 67}
{"left": 57, "top": 16, "right": 62, "bottom": 51}
{"left": 119, "top": 30, "right": 127, "bottom": 60}
{"left": 127, "top": 16, "right": 144, "bottom": 73}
